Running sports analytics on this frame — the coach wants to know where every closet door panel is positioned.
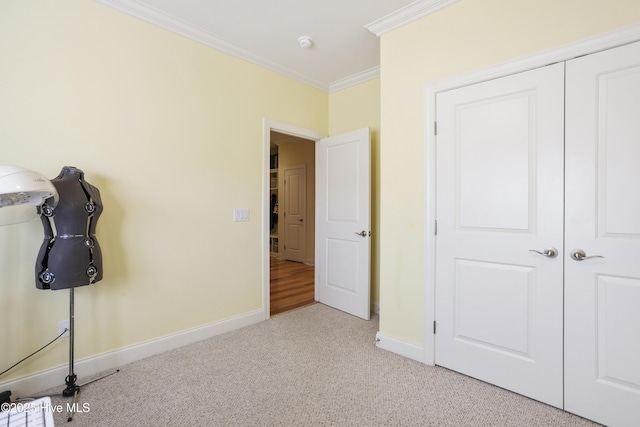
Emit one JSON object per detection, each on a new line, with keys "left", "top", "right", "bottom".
{"left": 435, "top": 63, "right": 565, "bottom": 408}
{"left": 565, "top": 40, "right": 640, "bottom": 427}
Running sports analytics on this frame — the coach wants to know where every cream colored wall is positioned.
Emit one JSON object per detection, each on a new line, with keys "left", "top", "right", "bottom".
{"left": 379, "top": 0, "right": 640, "bottom": 345}
{"left": 0, "top": 0, "right": 327, "bottom": 382}
{"left": 277, "top": 140, "right": 316, "bottom": 263}
{"left": 329, "top": 79, "right": 381, "bottom": 306}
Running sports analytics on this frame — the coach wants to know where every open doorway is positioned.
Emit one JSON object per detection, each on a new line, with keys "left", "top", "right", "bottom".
{"left": 268, "top": 129, "right": 317, "bottom": 316}
{"left": 263, "top": 120, "right": 372, "bottom": 320}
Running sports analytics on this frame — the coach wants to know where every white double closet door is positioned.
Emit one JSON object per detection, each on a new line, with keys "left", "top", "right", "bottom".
{"left": 435, "top": 41, "right": 640, "bottom": 427}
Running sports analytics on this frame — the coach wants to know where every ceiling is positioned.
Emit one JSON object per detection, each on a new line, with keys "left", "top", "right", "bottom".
{"left": 97, "top": 0, "right": 456, "bottom": 92}
{"left": 270, "top": 130, "right": 314, "bottom": 152}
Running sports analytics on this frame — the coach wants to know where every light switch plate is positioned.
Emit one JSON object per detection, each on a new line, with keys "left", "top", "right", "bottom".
{"left": 233, "top": 208, "right": 250, "bottom": 222}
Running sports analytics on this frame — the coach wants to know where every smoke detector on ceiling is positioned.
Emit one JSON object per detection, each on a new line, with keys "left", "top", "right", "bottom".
{"left": 298, "top": 36, "right": 313, "bottom": 49}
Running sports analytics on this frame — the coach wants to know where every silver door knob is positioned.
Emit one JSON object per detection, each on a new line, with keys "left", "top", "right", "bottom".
{"left": 529, "top": 247, "right": 558, "bottom": 258}
{"left": 570, "top": 249, "right": 604, "bottom": 261}
{"left": 354, "top": 230, "right": 367, "bottom": 237}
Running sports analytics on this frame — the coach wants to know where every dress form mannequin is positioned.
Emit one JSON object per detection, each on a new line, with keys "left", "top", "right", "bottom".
{"left": 35, "top": 166, "right": 103, "bottom": 290}
{"left": 32, "top": 166, "right": 112, "bottom": 411}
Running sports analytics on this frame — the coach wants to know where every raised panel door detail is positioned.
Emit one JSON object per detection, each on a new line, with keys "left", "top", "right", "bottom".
{"left": 326, "top": 238, "right": 358, "bottom": 294}
{"left": 598, "top": 66, "right": 640, "bottom": 238}
{"left": 287, "top": 173, "right": 303, "bottom": 216}
{"left": 454, "top": 259, "right": 534, "bottom": 359}
{"left": 327, "top": 141, "right": 359, "bottom": 223}
{"left": 286, "top": 223, "right": 302, "bottom": 251}
{"left": 596, "top": 275, "right": 640, "bottom": 392}
{"left": 457, "top": 93, "right": 534, "bottom": 232}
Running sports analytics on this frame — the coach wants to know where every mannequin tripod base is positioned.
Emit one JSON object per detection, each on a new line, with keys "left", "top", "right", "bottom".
{"left": 62, "top": 374, "right": 79, "bottom": 397}
{"left": 61, "top": 370, "right": 119, "bottom": 421}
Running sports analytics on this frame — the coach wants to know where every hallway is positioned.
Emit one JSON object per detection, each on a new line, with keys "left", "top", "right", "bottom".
{"left": 270, "top": 257, "right": 315, "bottom": 316}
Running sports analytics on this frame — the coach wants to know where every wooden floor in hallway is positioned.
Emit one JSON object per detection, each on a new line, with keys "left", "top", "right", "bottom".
{"left": 270, "top": 257, "right": 315, "bottom": 316}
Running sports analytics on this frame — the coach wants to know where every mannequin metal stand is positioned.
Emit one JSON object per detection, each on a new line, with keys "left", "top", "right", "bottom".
{"left": 62, "top": 288, "right": 118, "bottom": 422}
{"left": 62, "top": 288, "right": 80, "bottom": 398}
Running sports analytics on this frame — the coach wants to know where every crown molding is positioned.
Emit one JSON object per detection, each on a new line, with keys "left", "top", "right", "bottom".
{"left": 95, "top": 0, "right": 329, "bottom": 92}
{"left": 329, "top": 66, "right": 380, "bottom": 93}
{"left": 365, "top": 0, "right": 460, "bottom": 37}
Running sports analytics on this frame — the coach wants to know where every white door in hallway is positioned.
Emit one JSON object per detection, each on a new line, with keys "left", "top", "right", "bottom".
{"left": 434, "top": 63, "right": 565, "bottom": 407}
{"left": 283, "top": 165, "right": 306, "bottom": 263}
{"left": 316, "top": 128, "right": 371, "bottom": 320}
{"left": 564, "top": 41, "right": 640, "bottom": 427}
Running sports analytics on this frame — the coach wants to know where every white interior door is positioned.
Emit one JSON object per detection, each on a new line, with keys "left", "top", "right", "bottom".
{"left": 564, "top": 41, "right": 640, "bottom": 427}
{"left": 283, "top": 165, "right": 306, "bottom": 263}
{"left": 435, "top": 63, "right": 565, "bottom": 407}
{"left": 316, "top": 128, "right": 371, "bottom": 320}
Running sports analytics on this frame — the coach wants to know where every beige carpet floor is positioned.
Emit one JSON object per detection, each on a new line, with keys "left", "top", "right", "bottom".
{"left": 32, "top": 304, "right": 599, "bottom": 426}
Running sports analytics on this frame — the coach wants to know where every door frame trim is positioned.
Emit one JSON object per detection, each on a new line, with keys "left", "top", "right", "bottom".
{"left": 262, "top": 119, "right": 325, "bottom": 320}
{"left": 423, "top": 23, "right": 640, "bottom": 365}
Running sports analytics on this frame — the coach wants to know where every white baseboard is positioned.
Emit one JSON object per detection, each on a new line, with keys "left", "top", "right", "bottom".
{"left": 1, "top": 309, "right": 264, "bottom": 399}
{"left": 375, "top": 332, "right": 424, "bottom": 363}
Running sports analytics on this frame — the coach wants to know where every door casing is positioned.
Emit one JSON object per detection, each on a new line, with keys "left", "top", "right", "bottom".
{"left": 263, "top": 121, "right": 371, "bottom": 321}
{"left": 262, "top": 120, "right": 324, "bottom": 319}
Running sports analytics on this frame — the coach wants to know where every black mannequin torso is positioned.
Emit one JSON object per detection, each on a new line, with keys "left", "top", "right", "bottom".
{"left": 35, "top": 166, "right": 103, "bottom": 290}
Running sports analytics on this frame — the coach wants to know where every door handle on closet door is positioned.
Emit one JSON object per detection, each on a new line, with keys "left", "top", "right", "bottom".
{"left": 570, "top": 249, "right": 604, "bottom": 261}
{"left": 529, "top": 247, "right": 558, "bottom": 258}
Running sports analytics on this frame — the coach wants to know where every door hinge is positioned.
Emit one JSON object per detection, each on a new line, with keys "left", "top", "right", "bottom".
{"left": 434, "top": 220, "right": 438, "bottom": 236}
{"left": 434, "top": 121, "right": 437, "bottom": 136}
{"left": 433, "top": 321, "right": 437, "bottom": 334}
